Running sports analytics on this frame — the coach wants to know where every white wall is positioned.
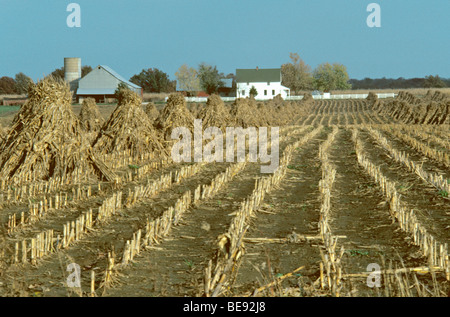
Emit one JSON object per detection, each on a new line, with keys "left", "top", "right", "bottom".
{"left": 236, "top": 82, "right": 290, "bottom": 100}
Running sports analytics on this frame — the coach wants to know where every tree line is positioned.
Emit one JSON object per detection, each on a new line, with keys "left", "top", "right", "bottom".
{"left": 0, "top": 66, "right": 93, "bottom": 95}
{"left": 349, "top": 75, "right": 449, "bottom": 90}
{"left": 0, "top": 63, "right": 228, "bottom": 96}
{"left": 0, "top": 73, "right": 34, "bottom": 95}
{"left": 130, "top": 63, "right": 233, "bottom": 96}
{"left": 280, "top": 53, "right": 449, "bottom": 93}
{"left": 280, "top": 52, "right": 352, "bottom": 94}
{"left": 1, "top": 56, "right": 447, "bottom": 95}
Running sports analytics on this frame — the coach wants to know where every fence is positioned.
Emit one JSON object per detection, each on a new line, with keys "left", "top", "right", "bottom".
{"left": 174, "top": 93, "right": 397, "bottom": 103}
{"left": 311, "top": 93, "right": 396, "bottom": 100}
{"left": 179, "top": 96, "right": 235, "bottom": 103}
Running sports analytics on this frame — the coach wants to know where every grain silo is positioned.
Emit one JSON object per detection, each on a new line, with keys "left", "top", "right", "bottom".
{"left": 64, "top": 57, "right": 81, "bottom": 91}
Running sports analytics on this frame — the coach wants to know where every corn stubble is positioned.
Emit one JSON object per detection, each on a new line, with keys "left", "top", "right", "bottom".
{"left": 0, "top": 83, "right": 448, "bottom": 297}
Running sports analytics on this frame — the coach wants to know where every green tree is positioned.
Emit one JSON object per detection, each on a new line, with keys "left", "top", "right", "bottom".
{"left": 14, "top": 72, "right": 34, "bottom": 94}
{"left": 281, "top": 52, "right": 313, "bottom": 94}
{"left": 50, "top": 67, "right": 65, "bottom": 80}
{"left": 49, "top": 65, "right": 92, "bottom": 80}
{"left": 332, "top": 64, "right": 352, "bottom": 90}
{"left": 197, "top": 63, "right": 225, "bottom": 95}
{"left": 0, "top": 77, "right": 17, "bottom": 94}
{"left": 175, "top": 64, "right": 201, "bottom": 95}
{"left": 313, "top": 63, "right": 333, "bottom": 92}
{"left": 249, "top": 86, "right": 258, "bottom": 97}
{"left": 313, "top": 63, "right": 351, "bottom": 92}
{"left": 424, "top": 75, "right": 446, "bottom": 88}
{"left": 81, "top": 65, "right": 92, "bottom": 78}
{"left": 130, "top": 68, "right": 176, "bottom": 93}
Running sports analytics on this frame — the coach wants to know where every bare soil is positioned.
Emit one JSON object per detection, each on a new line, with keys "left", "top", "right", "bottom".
{"left": 0, "top": 99, "right": 448, "bottom": 297}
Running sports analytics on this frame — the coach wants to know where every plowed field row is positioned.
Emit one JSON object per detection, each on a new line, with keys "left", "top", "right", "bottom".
{"left": 0, "top": 99, "right": 448, "bottom": 297}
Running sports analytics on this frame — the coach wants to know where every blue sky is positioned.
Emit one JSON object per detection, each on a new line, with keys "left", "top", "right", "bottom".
{"left": 0, "top": 0, "right": 449, "bottom": 83}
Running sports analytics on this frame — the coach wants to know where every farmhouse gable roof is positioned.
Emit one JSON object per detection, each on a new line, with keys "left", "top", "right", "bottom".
{"left": 236, "top": 68, "right": 281, "bottom": 83}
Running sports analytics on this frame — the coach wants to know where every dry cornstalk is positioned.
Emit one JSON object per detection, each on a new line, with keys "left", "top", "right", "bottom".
{"left": 79, "top": 97, "right": 105, "bottom": 132}
{"left": 92, "top": 88, "right": 167, "bottom": 159}
{"left": 248, "top": 265, "right": 306, "bottom": 296}
{"left": 0, "top": 77, "right": 116, "bottom": 183}
{"left": 243, "top": 235, "right": 347, "bottom": 244}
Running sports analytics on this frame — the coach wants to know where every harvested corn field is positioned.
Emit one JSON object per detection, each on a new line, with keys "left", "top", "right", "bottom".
{"left": 0, "top": 87, "right": 448, "bottom": 298}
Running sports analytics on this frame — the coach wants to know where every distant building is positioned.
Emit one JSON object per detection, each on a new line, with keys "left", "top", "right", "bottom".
{"left": 197, "top": 91, "right": 210, "bottom": 97}
{"left": 236, "top": 67, "right": 290, "bottom": 100}
{"left": 218, "top": 78, "right": 235, "bottom": 97}
{"left": 76, "top": 65, "right": 142, "bottom": 103}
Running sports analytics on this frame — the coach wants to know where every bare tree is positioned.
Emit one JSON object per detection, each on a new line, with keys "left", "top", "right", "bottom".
{"left": 14, "top": 72, "right": 34, "bottom": 94}
{"left": 281, "top": 52, "right": 313, "bottom": 95}
{"left": 175, "top": 64, "right": 201, "bottom": 95}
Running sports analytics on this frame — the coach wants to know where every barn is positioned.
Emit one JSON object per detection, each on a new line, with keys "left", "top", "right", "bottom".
{"left": 76, "top": 65, "right": 143, "bottom": 103}
{"left": 218, "top": 78, "right": 235, "bottom": 97}
{"left": 236, "top": 67, "right": 290, "bottom": 100}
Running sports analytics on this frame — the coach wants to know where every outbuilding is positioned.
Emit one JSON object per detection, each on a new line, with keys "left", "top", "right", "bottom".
{"left": 76, "top": 65, "right": 142, "bottom": 103}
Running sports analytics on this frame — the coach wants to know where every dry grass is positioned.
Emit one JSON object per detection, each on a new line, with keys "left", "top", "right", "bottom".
{"left": 142, "top": 92, "right": 171, "bottom": 102}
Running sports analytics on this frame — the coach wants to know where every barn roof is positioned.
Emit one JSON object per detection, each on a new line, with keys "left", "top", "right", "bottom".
{"left": 236, "top": 68, "right": 281, "bottom": 83}
{"left": 99, "top": 65, "right": 141, "bottom": 89}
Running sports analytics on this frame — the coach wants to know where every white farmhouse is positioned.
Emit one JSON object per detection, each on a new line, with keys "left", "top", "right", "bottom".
{"left": 236, "top": 67, "right": 290, "bottom": 100}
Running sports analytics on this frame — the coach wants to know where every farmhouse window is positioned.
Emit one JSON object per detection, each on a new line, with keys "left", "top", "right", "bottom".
{"left": 272, "top": 90, "right": 275, "bottom": 95}
{"left": 242, "top": 90, "right": 245, "bottom": 96}
{"left": 264, "top": 90, "right": 267, "bottom": 96}
{"left": 267, "top": 82, "right": 270, "bottom": 85}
